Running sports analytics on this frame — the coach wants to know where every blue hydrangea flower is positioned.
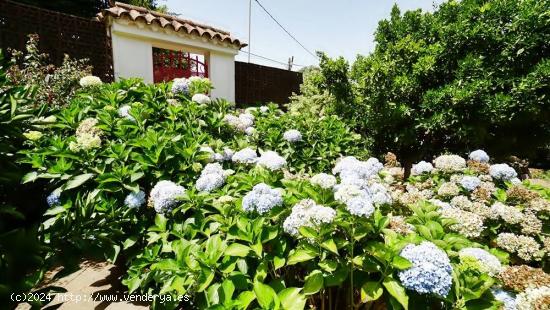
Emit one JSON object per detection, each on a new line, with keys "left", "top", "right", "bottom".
{"left": 469, "top": 150, "right": 490, "bottom": 163}
{"left": 124, "top": 190, "right": 146, "bottom": 208}
{"left": 195, "top": 163, "right": 227, "bottom": 193}
{"left": 46, "top": 191, "right": 61, "bottom": 207}
{"left": 232, "top": 147, "right": 258, "bottom": 164}
{"left": 346, "top": 196, "right": 375, "bottom": 217}
{"left": 171, "top": 78, "right": 189, "bottom": 95}
{"left": 242, "top": 183, "right": 283, "bottom": 214}
{"left": 491, "top": 288, "right": 516, "bottom": 310}
{"left": 398, "top": 242, "right": 453, "bottom": 297}
{"left": 460, "top": 176, "right": 481, "bottom": 191}
{"left": 149, "top": 180, "right": 186, "bottom": 213}
{"left": 489, "top": 164, "right": 517, "bottom": 182}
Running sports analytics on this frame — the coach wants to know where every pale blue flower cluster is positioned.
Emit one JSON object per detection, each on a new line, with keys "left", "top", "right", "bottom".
{"left": 283, "top": 199, "right": 336, "bottom": 236}
{"left": 171, "top": 78, "right": 189, "bottom": 94}
{"left": 242, "top": 183, "right": 283, "bottom": 214}
{"left": 346, "top": 196, "right": 375, "bottom": 217}
{"left": 232, "top": 147, "right": 258, "bottom": 164}
{"left": 398, "top": 242, "right": 453, "bottom": 297}
{"left": 283, "top": 129, "right": 302, "bottom": 142}
{"left": 310, "top": 173, "right": 337, "bottom": 189}
{"left": 369, "top": 183, "right": 392, "bottom": 205}
{"left": 469, "top": 150, "right": 490, "bottom": 163}
{"left": 332, "top": 156, "right": 383, "bottom": 181}
{"left": 47, "top": 191, "right": 61, "bottom": 207}
{"left": 149, "top": 180, "right": 186, "bottom": 213}
{"left": 411, "top": 161, "right": 434, "bottom": 175}
{"left": 491, "top": 288, "right": 517, "bottom": 310}
{"left": 460, "top": 176, "right": 481, "bottom": 191}
{"left": 256, "top": 151, "right": 286, "bottom": 171}
{"left": 118, "top": 105, "right": 135, "bottom": 121}
{"left": 124, "top": 190, "right": 146, "bottom": 208}
{"left": 489, "top": 164, "right": 517, "bottom": 182}
{"left": 196, "top": 163, "right": 227, "bottom": 192}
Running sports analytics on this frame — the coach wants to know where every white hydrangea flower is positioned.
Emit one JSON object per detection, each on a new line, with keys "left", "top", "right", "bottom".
{"left": 333, "top": 156, "right": 383, "bottom": 181}
{"left": 334, "top": 184, "right": 366, "bottom": 204}
{"left": 196, "top": 163, "right": 227, "bottom": 192}
{"left": 346, "top": 196, "right": 375, "bottom": 217}
{"left": 245, "top": 127, "right": 256, "bottom": 136}
{"left": 232, "top": 147, "right": 258, "bottom": 164}
{"left": 439, "top": 207, "right": 485, "bottom": 238}
{"left": 242, "top": 183, "right": 283, "bottom": 214}
{"left": 259, "top": 106, "right": 269, "bottom": 113}
{"left": 516, "top": 286, "right": 550, "bottom": 310}
{"left": 369, "top": 183, "right": 392, "bottom": 206}
{"left": 79, "top": 75, "right": 102, "bottom": 87}
{"left": 460, "top": 176, "right": 481, "bottom": 191}
{"left": 224, "top": 113, "right": 255, "bottom": 132}
{"left": 490, "top": 202, "right": 523, "bottom": 224}
{"left": 149, "top": 181, "right": 186, "bottom": 213}
{"left": 489, "top": 164, "right": 517, "bottom": 182}
{"left": 429, "top": 199, "right": 452, "bottom": 210}
{"left": 458, "top": 248, "right": 502, "bottom": 276}
{"left": 283, "top": 199, "right": 336, "bottom": 236}
{"left": 283, "top": 129, "right": 303, "bottom": 142}
{"left": 469, "top": 150, "right": 490, "bottom": 163}
{"left": 434, "top": 154, "right": 466, "bottom": 172}
{"left": 118, "top": 105, "right": 135, "bottom": 121}
{"left": 192, "top": 93, "right": 211, "bottom": 104}
{"left": 310, "top": 173, "right": 337, "bottom": 189}
{"left": 411, "top": 161, "right": 434, "bottom": 175}
{"left": 437, "top": 182, "right": 460, "bottom": 197}
{"left": 256, "top": 151, "right": 286, "bottom": 171}
{"left": 222, "top": 148, "right": 234, "bottom": 161}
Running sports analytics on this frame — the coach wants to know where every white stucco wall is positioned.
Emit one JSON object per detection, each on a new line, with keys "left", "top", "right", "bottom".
{"left": 209, "top": 52, "right": 235, "bottom": 102}
{"left": 109, "top": 20, "right": 239, "bottom": 101}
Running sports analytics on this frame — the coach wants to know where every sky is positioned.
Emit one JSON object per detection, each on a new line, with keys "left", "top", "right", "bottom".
{"left": 165, "top": 0, "right": 445, "bottom": 70}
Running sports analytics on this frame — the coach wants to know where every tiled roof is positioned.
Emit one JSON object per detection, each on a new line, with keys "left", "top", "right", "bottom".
{"left": 98, "top": 2, "right": 246, "bottom": 49}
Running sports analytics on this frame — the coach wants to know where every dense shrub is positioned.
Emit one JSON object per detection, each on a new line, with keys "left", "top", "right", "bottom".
{"left": 16, "top": 76, "right": 550, "bottom": 309}
{"left": 319, "top": 0, "right": 550, "bottom": 171}
{"left": 287, "top": 66, "right": 336, "bottom": 117}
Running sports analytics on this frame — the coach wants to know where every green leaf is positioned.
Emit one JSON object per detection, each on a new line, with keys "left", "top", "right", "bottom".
{"left": 298, "top": 226, "right": 318, "bottom": 239}
{"left": 197, "top": 268, "right": 215, "bottom": 292}
{"left": 225, "top": 243, "right": 251, "bottom": 257}
{"left": 236, "top": 291, "right": 256, "bottom": 309}
{"left": 253, "top": 280, "right": 280, "bottom": 309}
{"left": 64, "top": 173, "right": 95, "bottom": 190}
{"left": 278, "top": 287, "right": 306, "bottom": 310}
{"left": 287, "top": 246, "right": 317, "bottom": 265}
{"left": 383, "top": 277, "right": 408, "bottom": 310}
{"left": 321, "top": 238, "right": 339, "bottom": 255}
{"left": 361, "top": 281, "right": 383, "bottom": 303}
{"left": 44, "top": 206, "right": 66, "bottom": 216}
{"left": 221, "top": 279, "right": 235, "bottom": 304}
{"left": 21, "top": 171, "right": 38, "bottom": 184}
{"left": 274, "top": 256, "right": 286, "bottom": 270}
{"left": 303, "top": 270, "right": 323, "bottom": 295}
{"left": 392, "top": 256, "right": 412, "bottom": 270}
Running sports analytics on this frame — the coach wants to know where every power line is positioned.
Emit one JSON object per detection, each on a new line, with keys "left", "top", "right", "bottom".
{"left": 253, "top": 0, "right": 318, "bottom": 60}
{"left": 239, "top": 50, "right": 306, "bottom": 68}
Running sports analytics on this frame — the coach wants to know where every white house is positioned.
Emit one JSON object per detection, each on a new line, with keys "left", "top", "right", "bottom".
{"left": 98, "top": 2, "right": 246, "bottom": 101}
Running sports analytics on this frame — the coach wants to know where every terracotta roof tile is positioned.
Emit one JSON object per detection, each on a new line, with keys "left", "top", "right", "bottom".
{"left": 98, "top": 2, "right": 246, "bottom": 48}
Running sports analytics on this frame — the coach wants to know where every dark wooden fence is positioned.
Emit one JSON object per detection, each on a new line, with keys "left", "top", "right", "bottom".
{"left": 0, "top": 0, "right": 113, "bottom": 81}
{"left": 235, "top": 61, "right": 302, "bottom": 107}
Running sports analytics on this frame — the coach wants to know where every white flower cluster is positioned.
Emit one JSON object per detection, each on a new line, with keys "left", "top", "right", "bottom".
{"left": 195, "top": 163, "right": 228, "bottom": 192}
{"left": 458, "top": 247, "right": 502, "bottom": 276}
{"left": 171, "top": 77, "right": 189, "bottom": 94}
{"left": 256, "top": 151, "right": 286, "bottom": 171}
{"left": 491, "top": 288, "right": 516, "bottom": 310}
{"left": 516, "top": 286, "right": 550, "bottom": 310}
{"left": 310, "top": 173, "right": 337, "bottom": 189}
{"left": 440, "top": 207, "right": 485, "bottom": 238}
{"left": 333, "top": 156, "right": 383, "bottom": 182}
{"left": 242, "top": 183, "right": 283, "bottom": 214}
{"left": 232, "top": 147, "right": 258, "bottom": 164}
{"left": 460, "top": 176, "right": 481, "bottom": 191}
{"left": 118, "top": 105, "right": 135, "bottom": 121}
{"left": 79, "top": 75, "right": 102, "bottom": 87}
{"left": 148, "top": 181, "right": 186, "bottom": 213}
{"left": 124, "top": 190, "right": 146, "bottom": 209}
{"left": 69, "top": 118, "right": 102, "bottom": 152}
{"left": 490, "top": 202, "right": 523, "bottom": 224}
{"left": 469, "top": 150, "right": 490, "bottom": 163}
{"left": 437, "top": 182, "right": 460, "bottom": 197}
{"left": 489, "top": 164, "right": 518, "bottom": 182}
{"left": 283, "top": 199, "right": 336, "bottom": 236}
{"left": 283, "top": 129, "right": 302, "bottom": 142}
{"left": 495, "top": 233, "right": 542, "bottom": 261}
{"left": 411, "top": 161, "right": 434, "bottom": 175}
{"left": 434, "top": 154, "right": 466, "bottom": 172}
{"left": 224, "top": 113, "right": 255, "bottom": 132}
{"left": 192, "top": 93, "right": 211, "bottom": 105}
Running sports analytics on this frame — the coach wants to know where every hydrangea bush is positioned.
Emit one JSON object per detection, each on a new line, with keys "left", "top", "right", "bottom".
{"left": 17, "top": 77, "right": 550, "bottom": 310}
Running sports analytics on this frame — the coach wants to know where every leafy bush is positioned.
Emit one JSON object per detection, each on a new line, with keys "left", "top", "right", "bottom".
{"left": 319, "top": 0, "right": 550, "bottom": 171}
{"left": 8, "top": 34, "right": 92, "bottom": 108}
{"left": 17, "top": 76, "right": 550, "bottom": 309}
{"left": 287, "top": 66, "right": 336, "bottom": 117}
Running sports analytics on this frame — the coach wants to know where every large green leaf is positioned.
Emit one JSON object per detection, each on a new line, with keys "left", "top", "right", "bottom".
{"left": 64, "top": 173, "right": 95, "bottom": 190}
{"left": 225, "top": 243, "right": 251, "bottom": 257}
{"left": 361, "top": 281, "right": 383, "bottom": 303}
{"left": 278, "top": 287, "right": 306, "bottom": 310}
{"left": 253, "top": 280, "right": 280, "bottom": 309}
{"left": 303, "top": 270, "right": 324, "bottom": 295}
{"left": 383, "top": 277, "right": 409, "bottom": 310}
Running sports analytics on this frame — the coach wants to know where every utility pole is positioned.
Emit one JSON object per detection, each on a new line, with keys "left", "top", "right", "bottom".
{"left": 287, "top": 56, "right": 294, "bottom": 70}
{"left": 248, "top": 0, "right": 252, "bottom": 63}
